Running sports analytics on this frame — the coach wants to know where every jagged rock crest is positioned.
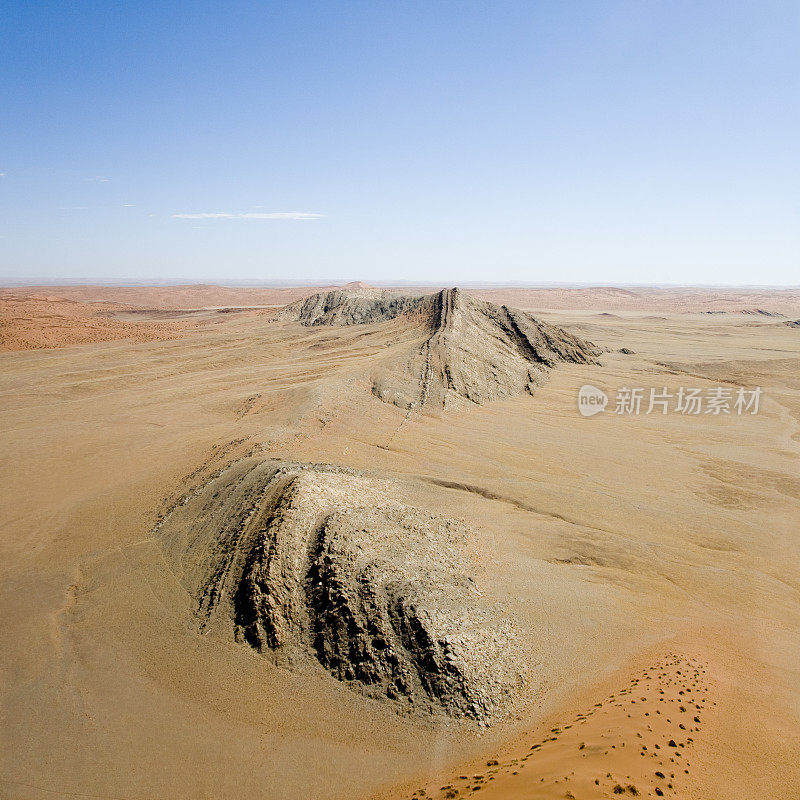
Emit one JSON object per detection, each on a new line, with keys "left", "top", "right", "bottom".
{"left": 281, "top": 287, "right": 600, "bottom": 409}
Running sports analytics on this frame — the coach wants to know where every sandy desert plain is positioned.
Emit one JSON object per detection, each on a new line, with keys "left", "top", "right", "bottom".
{"left": 1, "top": 282, "right": 799, "bottom": 800}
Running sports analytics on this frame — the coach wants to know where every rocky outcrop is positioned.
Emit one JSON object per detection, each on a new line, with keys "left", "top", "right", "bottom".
{"left": 702, "top": 308, "right": 784, "bottom": 317}
{"left": 374, "top": 287, "right": 601, "bottom": 408}
{"left": 279, "top": 288, "right": 424, "bottom": 326}
{"left": 281, "top": 287, "right": 601, "bottom": 409}
{"left": 159, "top": 458, "right": 525, "bottom": 724}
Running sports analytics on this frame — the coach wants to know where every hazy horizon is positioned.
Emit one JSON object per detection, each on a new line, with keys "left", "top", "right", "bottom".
{"left": 3, "top": 277, "right": 800, "bottom": 290}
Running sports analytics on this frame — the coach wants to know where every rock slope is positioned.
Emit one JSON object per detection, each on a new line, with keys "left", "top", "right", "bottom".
{"left": 159, "top": 458, "right": 525, "bottom": 724}
{"left": 281, "top": 287, "right": 601, "bottom": 409}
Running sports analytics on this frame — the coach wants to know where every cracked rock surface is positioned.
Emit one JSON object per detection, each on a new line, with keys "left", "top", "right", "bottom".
{"left": 159, "top": 458, "right": 526, "bottom": 724}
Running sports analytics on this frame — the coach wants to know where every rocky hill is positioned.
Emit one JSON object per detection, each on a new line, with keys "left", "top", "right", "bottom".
{"left": 159, "top": 458, "right": 526, "bottom": 725}
{"left": 282, "top": 287, "right": 601, "bottom": 408}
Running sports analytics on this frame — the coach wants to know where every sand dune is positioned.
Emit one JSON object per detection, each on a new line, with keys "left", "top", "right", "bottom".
{"left": 0, "top": 294, "right": 190, "bottom": 350}
{"left": 383, "top": 652, "right": 713, "bottom": 800}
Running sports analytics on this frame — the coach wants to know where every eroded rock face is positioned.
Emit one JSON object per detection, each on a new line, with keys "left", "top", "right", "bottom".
{"left": 159, "top": 459, "right": 525, "bottom": 724}
{"left": 279, "top": 288, "right": 424, "bottom": 326}
{"left": 382, "top": 287, "right": 601, "bottom": 408}
{"left": 282, "top": 287, "right": 601, "bottom": 409}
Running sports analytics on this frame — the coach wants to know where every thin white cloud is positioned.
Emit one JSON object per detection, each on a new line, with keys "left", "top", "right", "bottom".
{"left": 0, "top": 172, "right": 6, "bottom": 178}
{"left": 88, "top": 176, "right": 110, "bottom": 182}
{"left": 172, "top": 211, "right": 324, "bottom": 220}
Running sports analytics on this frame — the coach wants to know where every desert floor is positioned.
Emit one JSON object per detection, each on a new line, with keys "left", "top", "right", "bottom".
{"left": 1, "top": 288, "right": 798, "bottom": 800}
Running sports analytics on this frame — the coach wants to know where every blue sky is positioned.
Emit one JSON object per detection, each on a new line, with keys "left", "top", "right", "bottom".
{"left": 1, "top": 0, "right": 798, "bottom": 285}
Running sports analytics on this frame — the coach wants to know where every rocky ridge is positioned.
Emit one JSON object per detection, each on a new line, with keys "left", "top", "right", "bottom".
{"left": 281, "top": 287, "right": 601, "bottom": 408}
{"left": 159, "top": 458, "right": 525, "bottom": 725}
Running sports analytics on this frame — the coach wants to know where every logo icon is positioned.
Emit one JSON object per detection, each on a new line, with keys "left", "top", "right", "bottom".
{"left": 578, "top": 385, "right": 608, "bottom": 417}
